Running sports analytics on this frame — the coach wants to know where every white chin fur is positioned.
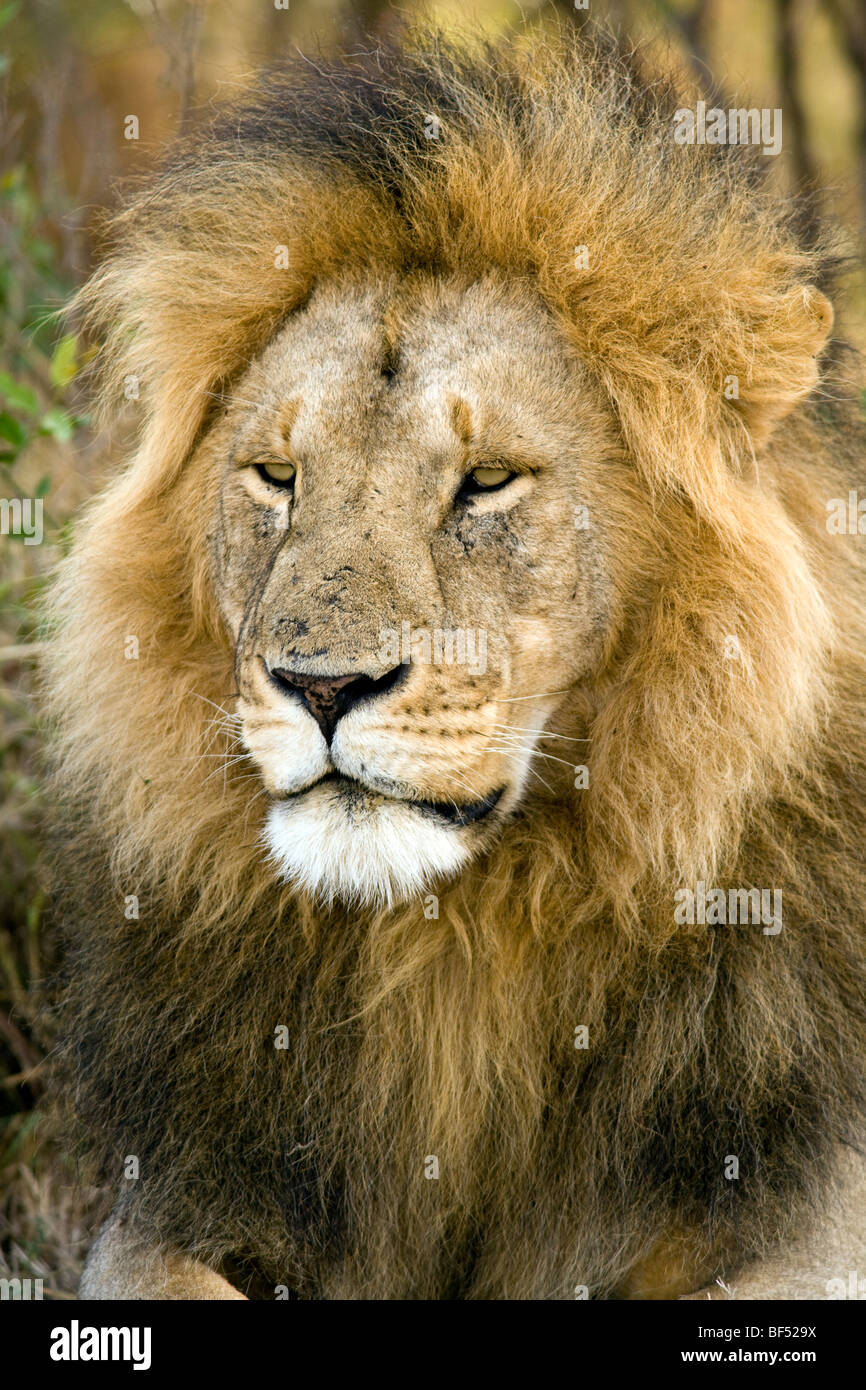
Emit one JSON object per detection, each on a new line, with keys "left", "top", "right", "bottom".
{"left": 263, "top": 782, "right": 471, "bottom": 910}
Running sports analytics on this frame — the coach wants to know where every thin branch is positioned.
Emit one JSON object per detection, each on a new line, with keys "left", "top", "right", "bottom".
{"left": 0, "top": 644, "right": 46, "bottom": 663}
{"left": 775, "top": 0, "right": 820, "bottom": 243}
{"left": 0, "top": 1010, "right": 43, "bottom": 1076}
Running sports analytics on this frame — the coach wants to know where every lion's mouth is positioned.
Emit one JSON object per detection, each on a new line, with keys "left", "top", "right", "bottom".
{"left": 415, "top": 786, "right": 504, "bottom": 826}
{"left": 284, "top": 772, "right": 504, "bottom": 827}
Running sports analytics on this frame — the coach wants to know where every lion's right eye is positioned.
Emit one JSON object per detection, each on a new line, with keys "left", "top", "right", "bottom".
{"left": 256, "top": 460, "right": 296, "bottom": 489}
{"left": 456, "top": 463, "right": 517, "bottom": 502}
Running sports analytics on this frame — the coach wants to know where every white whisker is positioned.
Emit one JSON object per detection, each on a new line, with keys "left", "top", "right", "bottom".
{"left": 492, "top": 723, "right": 589, "bottom": 742}
{"left": 497, "top": 690, "right": 572, "bottom": 703}
{"left": 487, "top": 740, "right": 578, "bottom": 771}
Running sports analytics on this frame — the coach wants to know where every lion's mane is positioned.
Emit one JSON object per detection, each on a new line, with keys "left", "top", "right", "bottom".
{"left": 44, "top": 26, "right": 866, "bottom": 1297}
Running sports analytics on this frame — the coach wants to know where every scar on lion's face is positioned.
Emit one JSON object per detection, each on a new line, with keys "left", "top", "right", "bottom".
{"left": 203, "top": 271, "right": 620, "bottom": 906}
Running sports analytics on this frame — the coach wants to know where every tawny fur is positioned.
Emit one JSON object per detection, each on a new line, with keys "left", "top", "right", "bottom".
{"left": 43, "top": 25, "right": 866, "bottom": 1299}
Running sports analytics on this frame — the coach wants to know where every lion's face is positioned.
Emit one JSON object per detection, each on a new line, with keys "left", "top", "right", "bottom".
{"left": 207, "top": 272, "right": 617, "bottom": 906}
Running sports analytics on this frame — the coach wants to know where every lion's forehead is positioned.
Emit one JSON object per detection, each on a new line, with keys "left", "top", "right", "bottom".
{"left": 241, "top": 272, "right": 578, "bottom": 458}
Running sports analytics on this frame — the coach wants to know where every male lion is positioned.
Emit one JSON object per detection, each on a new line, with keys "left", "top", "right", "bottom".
{"left": 45, "top": 28, "right": 866, "bottom": 1300}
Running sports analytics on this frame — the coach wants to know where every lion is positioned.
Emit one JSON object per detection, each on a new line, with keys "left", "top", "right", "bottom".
{"left": 42, "top": 26, "right": 866, "bottom": 1300}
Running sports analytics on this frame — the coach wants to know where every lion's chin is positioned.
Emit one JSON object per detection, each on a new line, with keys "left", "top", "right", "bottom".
{"left": 263, "top": 779, "right": 474, "bottom": 910}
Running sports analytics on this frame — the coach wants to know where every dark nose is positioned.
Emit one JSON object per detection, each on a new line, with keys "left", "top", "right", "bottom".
{"left": 267, "top": 662, "right": 407, "bottom": 743}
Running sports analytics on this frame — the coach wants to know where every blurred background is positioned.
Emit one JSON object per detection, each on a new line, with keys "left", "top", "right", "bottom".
{"left": 1, "top": 0, "right": 865, "bottom": 1297}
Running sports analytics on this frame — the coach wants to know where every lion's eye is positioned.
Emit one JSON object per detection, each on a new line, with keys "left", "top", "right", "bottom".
{"left": 256, "top": 460, "right": 296, "bottom": 488}
{"left": 459, "top": 464, "right": 515, "bottom": 498}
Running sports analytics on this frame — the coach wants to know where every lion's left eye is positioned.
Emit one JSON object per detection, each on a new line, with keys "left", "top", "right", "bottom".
{"left": 458, "top": 464, "right": 515, "bottom": 498}
{"left": 256, "top": 460, "right": 296, "bottom": 488}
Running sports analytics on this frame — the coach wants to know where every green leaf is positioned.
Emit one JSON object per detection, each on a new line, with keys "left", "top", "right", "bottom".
{"left": 35, "top": 474, "right": 51, "bottom": 498}
{"left": 0, "top": 2, "right": 21, "bottom": 30}
{"left": 49, "top": 333, "right": 78, "bottom": 390}
{"left": 0, "top": 410, "right": 25, "bottom": 448}
{"left": 0, "top": 371, "right": 38, "bottom": 414}
{"left": 39, "top": 408, "right": 74, "bottom": 442}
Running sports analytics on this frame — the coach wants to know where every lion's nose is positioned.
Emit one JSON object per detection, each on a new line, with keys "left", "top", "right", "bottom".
{"left": 267, "top": 663, "right": 407, "bottom": 743}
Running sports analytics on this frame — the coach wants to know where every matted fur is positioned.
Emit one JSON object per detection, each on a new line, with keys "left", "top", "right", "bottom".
{"left": 44, "top": 25, "right": 866, "bottom": 1298}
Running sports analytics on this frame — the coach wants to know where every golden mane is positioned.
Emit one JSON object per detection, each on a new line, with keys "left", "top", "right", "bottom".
{"left": 44, "top": 25, "right": 866, "bottom": 1298}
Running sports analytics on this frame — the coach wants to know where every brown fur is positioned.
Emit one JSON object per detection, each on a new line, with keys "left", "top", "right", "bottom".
{"left": 43, "top": 25, "right": 866, "bottom": 1299}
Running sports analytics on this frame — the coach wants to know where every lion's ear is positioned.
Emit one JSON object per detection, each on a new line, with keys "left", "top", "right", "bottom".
{"left": 805, "top": 286, "right": 835, "bottom": 338}
{"left": 727, "top": 285, "right": 834, "bottom": 449}
{"left": 565, "top": 277, "right": 835, "bottom": 524}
